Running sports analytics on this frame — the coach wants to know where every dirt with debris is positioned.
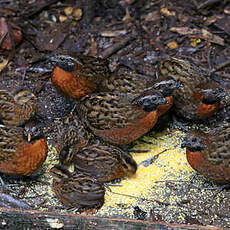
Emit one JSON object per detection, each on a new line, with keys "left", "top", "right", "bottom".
{"left": 0, "top": 0, "right": 230, "bottom": 228}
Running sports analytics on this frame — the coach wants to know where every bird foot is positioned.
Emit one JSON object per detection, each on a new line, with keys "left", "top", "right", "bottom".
{"left": 0, "top": 177, "right": 18, "bottom": 193}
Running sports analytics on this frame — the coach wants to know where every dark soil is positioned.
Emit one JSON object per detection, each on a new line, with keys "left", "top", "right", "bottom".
{"left": 0, "top": 0, "right": 230, "bottom": 228}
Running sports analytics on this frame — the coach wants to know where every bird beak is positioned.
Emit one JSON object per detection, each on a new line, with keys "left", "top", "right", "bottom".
{"left": 27, "top": 133, "right": 31, "bottom": 142}
{"left": 161, "top": 97, "right": 168, "bottom": 105}
{"left": 49, "top": 56, "right": 59, "bottom": 63}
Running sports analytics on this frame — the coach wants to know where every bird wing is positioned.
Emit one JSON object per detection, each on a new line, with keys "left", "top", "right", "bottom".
{"left": 60, "top": 175, "right": 104, "bottom": 207}
{"left": 74, "top": 144, "right": 119, "bottom": 177}
{"left": 0, "top": 90, "right": 17, "bottom": 124}
{"left": 208, "top": 127, "right": 230, "bottom": 165}
{"left": 78, "top": 92, "right": 146, "bottom": 130}
{"left": 0, "top": 125, "right": 22, "bottom": 161}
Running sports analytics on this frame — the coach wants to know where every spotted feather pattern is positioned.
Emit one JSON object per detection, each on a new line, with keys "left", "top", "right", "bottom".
{"left": 51, "top": 166, "right": 105, "bottom": 209}
{"left": 78, "top": 92, "right": 148, "bottom": 130}
{"left": 0, "top": 89, "right": 37, "bottom": 126}
{"left": 73, "top": 55, "right": 110, "bottom": 82}
{"left": 56, "top": 113, "right": 90, "bottom": 148}
{"left": 0, "top": 125, "right": 23, "bottom": 161}
{"left": 207, "top": 127, "right": 230, "bottom": 165}
{"left": 73, "top": 143, "right": 137, "bottom": 181}
{"left": 101, "top": 73, "right": 154, "bottom": 96}
{"left": 159, "top": 58, "right": 225, "bottom": 120}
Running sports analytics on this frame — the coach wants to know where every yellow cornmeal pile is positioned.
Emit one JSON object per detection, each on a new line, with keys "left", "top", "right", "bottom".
{"left": 12, "top": 128, "right": 194, "bottom": 216}
{"left": 97, "top": 129, "right": 194, "bottom": 218}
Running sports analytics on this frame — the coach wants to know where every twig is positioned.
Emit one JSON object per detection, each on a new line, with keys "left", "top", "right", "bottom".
{"left": 207, "top": 46, "right": 214, "bottom": 74}
{"left": 100, "top": 35, "right": 135, "bottom": 59}
{"left": 138, "top": 149, "right": 168, "bottom": 167}
{"left": 211, "top": 59, "right": 230, "bottom": 72}
{"left": 106, "top": 187, "right": 170, "bottom": 206}
{"left": 0, "top": 32, "right": 7, "bottom": 47}
{"left": 197, "top": 0, "right": 221, "bottom": 9}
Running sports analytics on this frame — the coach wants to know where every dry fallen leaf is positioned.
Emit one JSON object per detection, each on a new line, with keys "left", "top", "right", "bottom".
{"left": 170, "top": 27, "right": 225, "bottom": 46}
{"left": 101, "top": 30, "right": 127, "bottom": 37}
{"left": 0, "top": 17, "right": 22, "bottom": 50}
{"left": 167, "top": 41, "right": 178, "bottom": 49}
{"left": 143, "top": 11, "right": 160, "bottom": 22}
{"left": 64, "top": 7, "right": 73, "bottom": 16}
{"left": 59, "top": 15, "right": 68, "bottom": 23}
{"left": 0, "top": 59, "right": 8, "bottom": 73}
{"left": 190, "top": 38, "right": 201, "bottom": 47}
{"left": 170, "top": 26, "right": 200, "bottom": 35}
{"left": 88, "top": 37, "right": 97, "bottom": 56}
{"left": 201, "top": 28, "right": 225, "bottom": 46}
{"left": 160, "top": 8, "right": 176, "bottom": 16}
{"left": 73, "top": 8, "right": 82, "bottom": 21}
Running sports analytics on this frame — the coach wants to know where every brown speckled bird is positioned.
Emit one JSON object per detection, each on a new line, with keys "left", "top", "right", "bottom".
{"left": 50, "top": 54, "right": 111, "bottom": 99}
{"left": 0, "top": 89, "right": 37, "bottom": 126}
{"left": 0, "top": 124, "right": 48, "bottom": 175}
{"left": 77, "top": 90, "right": 167, "bottom": 145}
{"left": 159, "top": 57, "right": 227, "bottom": 120}
{"left": 55, "top": 113, "right": 91, "bottom": 162}
{"left": 182, "top": 126, "right": 230, "bottom": 183}
{"left": 60, "top": 142, "right": 137, "bottom": 182}
{"left": 102, "top": 74, "right": 180, "bottom": 116}
{"left": 50, "top": 164, "right": 105, "bottom": 211}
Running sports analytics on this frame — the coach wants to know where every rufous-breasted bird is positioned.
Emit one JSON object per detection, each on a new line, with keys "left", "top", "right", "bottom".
{"left": 159, "top": 57, "right": 228, "bottom": 120}
{"left": 0, "top": 123, "right": 48, "bottom": 175}
{"left": 182, "top": 126, "right": 230, "bottom": 184}
{"left": 77, "top": 90, "right": 168, "bottom": 145}
{"left": 101, "top": 73, "right": 180, "bottom": 116}
{"left": 50, "top": 55, "right": 111, "bottom": 99}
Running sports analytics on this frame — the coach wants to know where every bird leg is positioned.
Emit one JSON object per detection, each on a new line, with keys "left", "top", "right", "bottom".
{"left": 0, "top": 176, "right": 18, "bottom": 193}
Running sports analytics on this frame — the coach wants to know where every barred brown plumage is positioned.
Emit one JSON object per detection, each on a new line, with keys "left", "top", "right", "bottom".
{"left": 0, "top": 89, "right": 37, "bottom": 126}
{"left": 50, "top": 164, "right": 105, "bottom": 211}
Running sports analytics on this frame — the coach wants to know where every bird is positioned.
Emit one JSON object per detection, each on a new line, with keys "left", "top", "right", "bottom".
{"left": 181, "top": 126, "right": 230, "bottom": 184}
{"left": 159, "top": 57, "right": 227, "bottom": 120}
{"left": 49, "top": 164, "right": 105, "bottom": 211}
{"left": 55, "top": 112, "right": 91, "bottom": 164}
{"left": 0, "top": 123, "right": 48, "bottom": 175}
{"left": 49, "top": 54, "right": 179, "bottom": 111}
{"left": 101, "top": 73, "right": 180, "bottom": 117}
{"left": 77, "top": 90, "right": 168, "bottom": 145}
{"left": 100, "top": 72, "right": 157, "bottom": 96}
{"left": 49, "top": 54, "right": 111, "bottom": 99}
{"left": 60, "top": 142, "right": 137, "bottom": 182}
{"left": 0, "top": 89, "right": 37, "bottom": 126}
